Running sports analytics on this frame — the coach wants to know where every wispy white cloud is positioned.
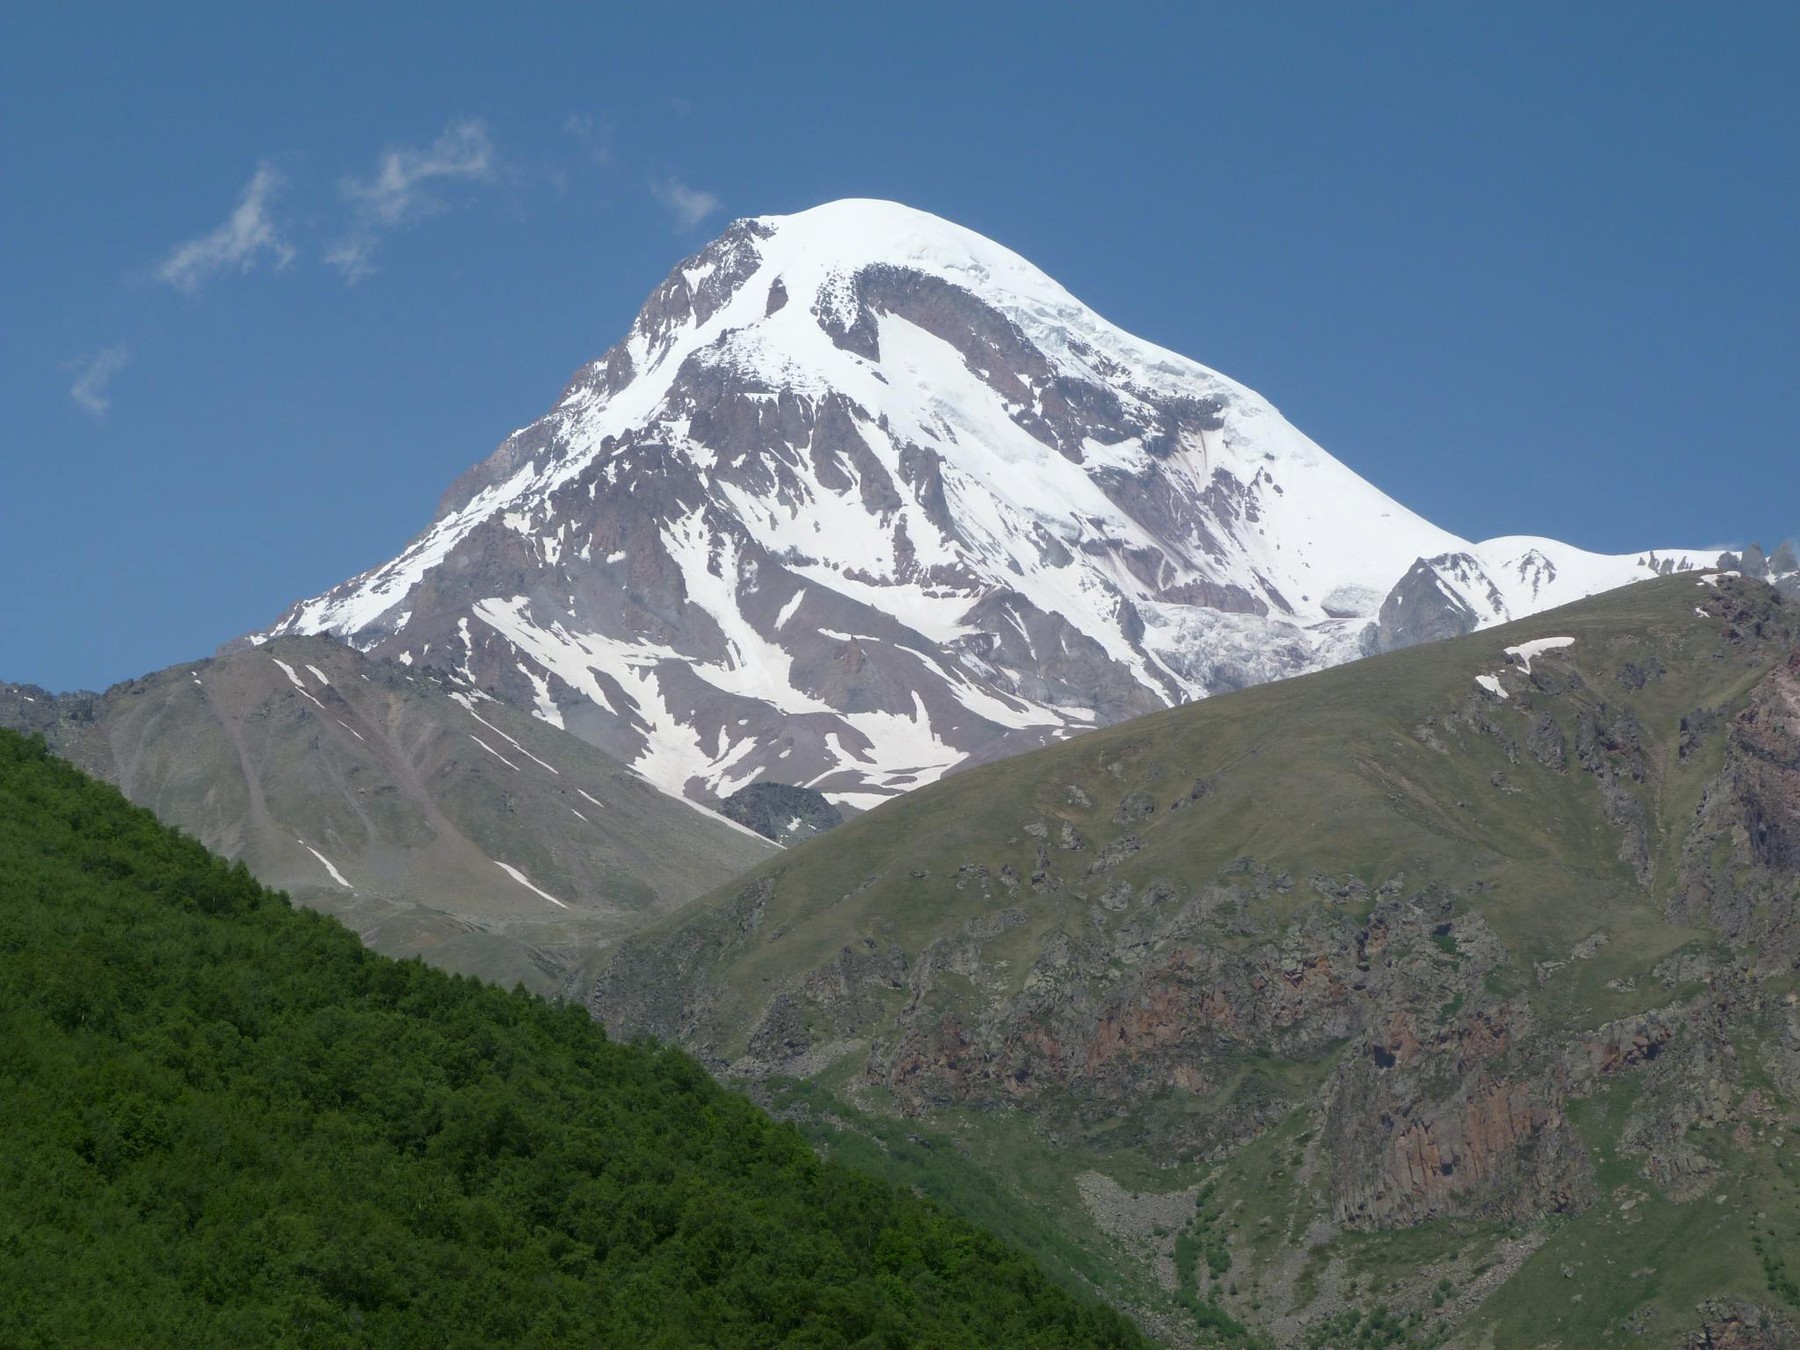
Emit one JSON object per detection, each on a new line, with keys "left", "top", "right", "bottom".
{"left": 327, "top": 119, "right": 497, "bottom": 281}
{"left": 155, "top": 163, "right": 294, "bottom": 292}
{"left": 650, "top": 176, "right": 720, "bottom": 231}
{"left": 563, "top": 113, "right": 614, "bottom": 167}
{"left": 67, "top": 346, "right": 131, "bottom": 417}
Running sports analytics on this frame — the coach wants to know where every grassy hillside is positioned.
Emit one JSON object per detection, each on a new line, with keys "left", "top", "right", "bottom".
{"left": 588, "top": 574, "right": 1800, "bottom": 1347}
{"left": 0, "top": 727, "right": 1145, "bottom": 1348}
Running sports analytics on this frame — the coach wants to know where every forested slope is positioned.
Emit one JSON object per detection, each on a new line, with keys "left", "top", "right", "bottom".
{"left": 0, "top": 728, "right": 1144, "bottom": 1348}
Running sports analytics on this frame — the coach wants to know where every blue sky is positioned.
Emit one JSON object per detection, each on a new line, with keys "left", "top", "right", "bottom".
{"left": 4, "top": 3, "right": 1795, "bottom": 691}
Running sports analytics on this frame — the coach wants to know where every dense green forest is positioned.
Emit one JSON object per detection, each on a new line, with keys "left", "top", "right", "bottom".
{"left": 0, "top": 728, "right": 1146, "bottom": 1348}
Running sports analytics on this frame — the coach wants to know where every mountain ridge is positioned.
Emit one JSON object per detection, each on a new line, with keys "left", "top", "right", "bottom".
{"left": 0, "top": 635, "right": 772, "bottom": 991}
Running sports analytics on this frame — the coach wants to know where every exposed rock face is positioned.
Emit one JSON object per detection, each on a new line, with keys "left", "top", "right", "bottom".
{"left": 1673, "top": 627, "right": 1800, "bottom": 948}
{"left": 1685, "top": 1300, "right": 1800, "bottom": 1350}
{"left": 1771, "top": 542, "right": 1800, "bottom": 599}
{"left": 1361, "top": 553, "right": 1486, "bottom": 655}
{"left": 720, "top": 781, "right": 844, "bottom": 843}
{"left": 1719, "top": 542, "right": 1800, "bottom": 602}
{"left": 254, "top": 199, "right": 1702, "bottom": 816}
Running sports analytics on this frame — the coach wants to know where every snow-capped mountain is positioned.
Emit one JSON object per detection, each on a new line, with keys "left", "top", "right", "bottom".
{"left": 258, "top": 199, "right": 1705, "bottom": 812}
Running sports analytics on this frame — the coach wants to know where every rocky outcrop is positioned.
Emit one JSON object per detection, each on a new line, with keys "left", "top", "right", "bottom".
{"left": 1685, "top": 1300, "right": 1800, "bottom": 1349}
{"left": 1361, "top": 554, "right": 1487, "bottom": 655}
{"left": 720, "top": 781, "right": 845, "bottom": 843}
{"left": 1672, "top": 605, "right": 1800, "bottom": 954}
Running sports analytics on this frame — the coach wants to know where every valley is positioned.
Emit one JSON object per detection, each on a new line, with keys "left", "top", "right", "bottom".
{"left": 5, "top": 202, "right": 1795, "bottom": 1348}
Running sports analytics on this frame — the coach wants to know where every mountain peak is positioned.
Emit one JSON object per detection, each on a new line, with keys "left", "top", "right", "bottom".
{"left": 742, "top": 198, "right": 1076, "bottom": 307}
{"left": 262, "top": 203, "right": 1706, "bottom": 812}
{"left": 630, "top": 197, "right": 1233, "bottom": 418}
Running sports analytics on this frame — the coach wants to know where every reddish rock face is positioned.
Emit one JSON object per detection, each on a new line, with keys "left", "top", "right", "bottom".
{"left": 1385, "top": 1081, "right": 1552, "bottom": 1203}
{"left": 848, "top": 884, "right": 1622, "bottom": 1229}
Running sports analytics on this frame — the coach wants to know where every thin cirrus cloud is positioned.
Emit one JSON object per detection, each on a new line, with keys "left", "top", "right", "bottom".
{"left": 326, "top": 119, "right": 497, "bottom": 281}
{"left": 563, "top": 113, "right": 614, "bottom": 167}
{"left": 154, "top": 163, "right": 295, "bottom": 292}
{"left": 650, "top": 176, "right": 720, "bottom": 231}
{"left": 147, "top": 121, "right": 710, "bottom": 293}
{"left": 66, "top": 347, "right": 131, "bottom": 417}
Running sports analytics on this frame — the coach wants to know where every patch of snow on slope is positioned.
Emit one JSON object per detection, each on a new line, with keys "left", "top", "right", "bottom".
{"left": 298, "top": 840, "right": 351, "bottom": 889}
{"left": 1504, "top": 636, "right": 1575, "bottom": 674}
{"left": 520, "top": 664, "right": 564, "bottom": 727}
{"left": 470, "top": 735, "right": 520, "bottom": 770}
{"left": 658, "top": 510, "right": 831, "bottom": 712}
{"left": 271, "top": 658, "right": 327, "bottom": 710}
{"left": 776, "top": 589, "right": 807, "bottom": 629}
{"left": 455, "top": 696, "right": 560, "bottom": 774}
{"left": 493, "top": 860, "right": 568, "bottom": 909}
{"left": 469, "top": 596, "right": 780, "bottom": 842}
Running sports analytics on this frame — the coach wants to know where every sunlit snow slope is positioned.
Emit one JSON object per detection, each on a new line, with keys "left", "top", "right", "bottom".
{"left": 260, "top": 199, "right": 1706, "bottom": 810}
